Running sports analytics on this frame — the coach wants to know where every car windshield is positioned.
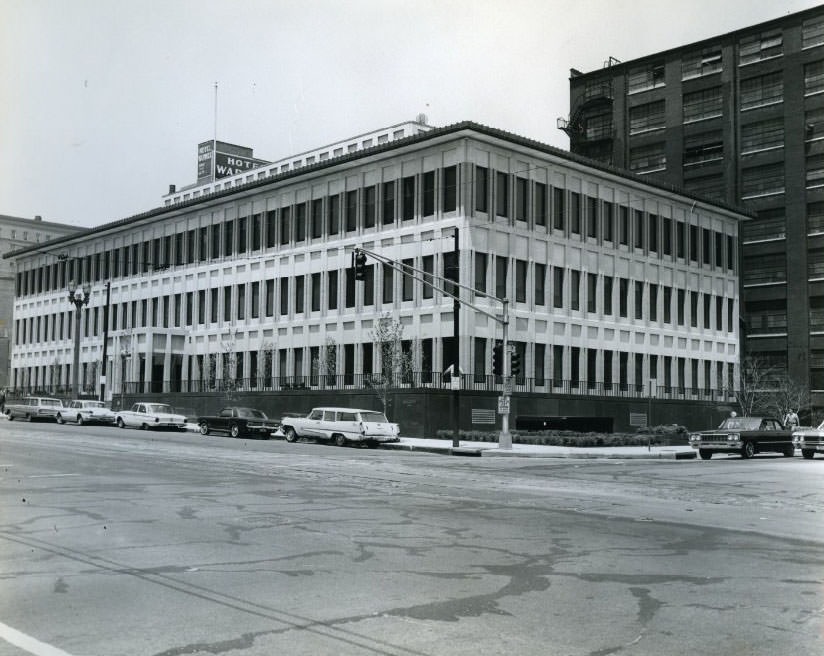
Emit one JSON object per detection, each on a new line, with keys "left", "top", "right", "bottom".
{"left": 360, "top": 411, "right": 389, "bottom": 423}
{"left": 719, "top": 417, "right": 762, "bottom": 430}
{"left": 146, "top": 404, "right": 173, "bottom": 414}
{"left": 237, "top": 408, "right": 266, "bottom": 419}
{"left": 83, "top": 401, "right": 105, "bottom": 408}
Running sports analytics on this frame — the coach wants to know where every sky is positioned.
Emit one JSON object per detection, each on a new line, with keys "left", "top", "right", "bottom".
{"left": 1, "top": 0, "right": 821, "bottom": 228}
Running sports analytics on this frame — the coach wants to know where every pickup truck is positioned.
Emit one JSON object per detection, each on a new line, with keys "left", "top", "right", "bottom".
{"left": 280, "top": 407, "right": 400, "bottom": 447}
{"left": 688, "top": 416, "right": 795, "bottom": 459}
{"left": 115, "top": 402, "right": 187, "bottom": 431}
{"left": 793, "top": 420, "right": 824, "bottom": 459}
{"left": 197, "top": 407, "right": 279, "bottom": 439}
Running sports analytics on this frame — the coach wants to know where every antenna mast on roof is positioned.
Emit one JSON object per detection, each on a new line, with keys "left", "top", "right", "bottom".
{"left": 213, "top": 81, "right": 219, "bottom": 181}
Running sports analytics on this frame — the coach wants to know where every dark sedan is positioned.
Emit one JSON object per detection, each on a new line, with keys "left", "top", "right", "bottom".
{"left": 689, "top": 416, "right": 795, "bottom": 460}
{"left": 197, "top": 407, "right": 279, "bottom": 439}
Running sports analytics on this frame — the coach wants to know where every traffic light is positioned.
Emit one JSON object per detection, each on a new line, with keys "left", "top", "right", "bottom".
{"left": 510, "top": 347, "right": 522, "bottom": 377}
{"left": 354, "top": 252, "right": 367, "bottom": 281}
{"left": 492, "top": 341, "right": 503, "bottom": 376}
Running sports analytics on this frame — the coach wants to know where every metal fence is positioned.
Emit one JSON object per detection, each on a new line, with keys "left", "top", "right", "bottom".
{"left": 5, "top": 372, "right": 737, "bottom": 403}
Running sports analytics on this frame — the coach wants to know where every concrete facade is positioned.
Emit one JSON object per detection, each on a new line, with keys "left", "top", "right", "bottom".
{"left": 5, "top": 121, "right": 746, "bottom": 428}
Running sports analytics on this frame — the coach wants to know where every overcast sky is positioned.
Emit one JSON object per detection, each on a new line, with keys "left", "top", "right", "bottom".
{"left": 1, "top": 0, "right": 820, "bottom": 228}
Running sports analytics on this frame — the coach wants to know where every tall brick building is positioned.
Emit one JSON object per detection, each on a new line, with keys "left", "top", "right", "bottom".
{"left": 560, "top": 5, "right": 824, "bottom": 415}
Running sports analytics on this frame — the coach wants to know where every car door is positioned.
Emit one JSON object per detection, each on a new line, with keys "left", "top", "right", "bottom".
{"left": 303, "top": 409, "right": 325, "bottom": 437}
{"left": 336, "top": 411, "right": 360, "bottom": 440}
{"left": 217, "top": 408, "right": 234, "bottom": 432}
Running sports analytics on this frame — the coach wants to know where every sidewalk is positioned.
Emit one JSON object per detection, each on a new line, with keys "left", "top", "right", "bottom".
{"left": 385, "top": 437, "right": 697, "bottom": 459}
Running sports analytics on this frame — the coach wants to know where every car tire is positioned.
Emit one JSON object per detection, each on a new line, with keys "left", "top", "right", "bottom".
{"left": 117, "top": 417, "right": 125, "bottom": 428}
{"left": 783, "top": 446, "right": 795, "bottom": 457}
{"left": 199, "top": 422, "right": 210, "bottom": 436}
{"left": 230, "top": 424, "right": 240, "bottom": 438}
{"left": 284, "top": 427, "right": 297, "bottom": 443}
{"left": 802, "top": 449, "right": 815, "bottom": 460}
{"left": 26, "top": 414, "right": 34, "bottom": 422}
{"left": 367, "top": 441, "right": 379, "bottom": 449}
{"left": 334, "top": 434, "right": 347, "bottom": 447}
{"left": 741, "top": 441, "right": 755, "bottom": 459}
{"left": 7, "top": 413, "right": 13, "bottom": 422}
{"left": 77, "top": 415, "right": 85, "bottom": 426}
{"left": 699, "top": 450, "right": 712, "bottom": 460}
{"left": 140, "top": 423, "right": 149, "bottom": 430}
{"left": 56, "top": 413, "right": 64, "bottom": 425}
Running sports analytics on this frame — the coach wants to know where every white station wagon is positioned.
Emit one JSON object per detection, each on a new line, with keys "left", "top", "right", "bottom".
{"left": 280, "top": 407, "right": 400, "bottom": 447}
{"left": 115, "top": 402, "right": 187, "bottom": 431}
{"left": 5, "top": 396, "right": 64, "bottom": 422}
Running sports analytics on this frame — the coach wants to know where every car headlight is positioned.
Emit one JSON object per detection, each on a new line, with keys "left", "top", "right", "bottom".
{"left": 689, "top": 434, "right": 701, "bottom": 443}
{"left": 794, "top": 435, "right": 804, "bottom": 444}
{"left": 727, "top": 433, "right": 740, "bottom": 442}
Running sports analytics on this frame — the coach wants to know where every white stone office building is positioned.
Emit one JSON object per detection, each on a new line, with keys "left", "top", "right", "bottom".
{"left": 6, "top": 120, "right": 747, "bottom": 401}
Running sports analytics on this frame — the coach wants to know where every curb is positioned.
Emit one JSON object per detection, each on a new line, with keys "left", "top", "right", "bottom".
{"left": 381, "top": 442, "right": 696, "bottom": 460}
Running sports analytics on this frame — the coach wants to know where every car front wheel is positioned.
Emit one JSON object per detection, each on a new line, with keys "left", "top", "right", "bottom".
{"left": 783, "top": 445, "right": 795, "bottom": 457}
{"left": 199, "top": 422, "right": 210, "bottom": 436}
{"left": 334, "top": 434, "right": 347, "bottom": 447}
{"left": 699, "top": 450, "right": 712, "bottom": 460}
{"left": 117, "top": 417, "right": 125, "bottom": 428}
{"left": 284, "top": 427, "right": 297, "bottom": 443}
{"left": 802, "top": 449, "right": 815, "bottom": 460}
{"left": 77, "top": 415, "right": 85, "bottom": 426}
{"left": 56, "top": 413, "right": 64, "bottom": 425}
{"left": 230, "top": 424, "right": 240, "bottom": 438}
{"left": 741, "top": 441, "right": 755, "bottom": 459}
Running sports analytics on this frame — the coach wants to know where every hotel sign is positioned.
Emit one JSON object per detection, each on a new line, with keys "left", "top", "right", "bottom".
{"left": 197, "top": 140, "right": 270, "bottom": 183}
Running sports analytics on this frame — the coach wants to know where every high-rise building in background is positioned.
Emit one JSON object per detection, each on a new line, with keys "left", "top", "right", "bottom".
{"left": 560, "top": 5, "right": 824, "bottom": 415}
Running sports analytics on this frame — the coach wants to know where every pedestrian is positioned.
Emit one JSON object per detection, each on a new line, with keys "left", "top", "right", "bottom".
{"left": 0, "top": 388, "right": 5, "bottom": 414}
{"left": 784, "top": 409, "right": 799, "bottom": 429}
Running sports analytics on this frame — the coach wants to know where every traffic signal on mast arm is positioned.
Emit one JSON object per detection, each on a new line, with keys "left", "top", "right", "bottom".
{"left": 354, "top": 251, "right": 367, "bottom": 281}
{"left": 510, "top": 346, "right": 522, "bottom": 377}
{"left": 492, "top": 341, "right": 503, "bottom": 376}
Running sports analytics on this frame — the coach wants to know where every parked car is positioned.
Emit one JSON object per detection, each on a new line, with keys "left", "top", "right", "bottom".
{"left": 198, "top": 407, "right": 279, "bottom": 438}
{"left": 115, "top": 402, "right": 187, "bottom": 430}
{"left": 56, "top": 400, "right": 115, "bottom": 426}
{"left": 5, "top": 397, "right": 63, "bottom": 422}
{"left": 689, "top": 416, "right": 795, "bottom": 459}
{"left": 280, "top": 407, "right": 400, "bottom": 447}
{"left": 792, "top": 421, "right": 824, "bottom": 459}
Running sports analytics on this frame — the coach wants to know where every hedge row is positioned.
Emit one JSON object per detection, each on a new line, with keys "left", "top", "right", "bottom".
{"left": 434, "top": 424, "right": 689, "bottom": 447}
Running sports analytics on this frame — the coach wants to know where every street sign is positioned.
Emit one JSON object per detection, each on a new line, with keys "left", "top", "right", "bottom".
{"left": 629, "top": 412, "right": 648, "bottom": 427}
{"left": 497, "top": 396, "right": 510, "bottom": 415}
{"left": 503, "top": 376, "right": 513, "bottom": 395}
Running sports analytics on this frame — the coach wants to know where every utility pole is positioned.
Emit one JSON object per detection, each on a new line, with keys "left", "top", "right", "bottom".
{"left": 500, "top": 299, "right": 512, "bottom": 449}
{"left": 451, "top": 228, "right": 460, "bottom": 448}
{"left": 99, "top": 281, "right": 111, "bottom": 402}
{"left": 68, "top": 281, "right": 90, "bottom": 398}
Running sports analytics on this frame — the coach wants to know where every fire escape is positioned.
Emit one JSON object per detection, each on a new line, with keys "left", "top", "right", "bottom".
{"left": 558, "top": 67, "right": 617, "bottom": 165}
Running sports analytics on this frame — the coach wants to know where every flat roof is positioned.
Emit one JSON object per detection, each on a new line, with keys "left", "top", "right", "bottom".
{"left": 4, "top": 120, "right": 754, "bottom": 260}
{"left": 571, "top": 4, "right": 823, "bottom": 80}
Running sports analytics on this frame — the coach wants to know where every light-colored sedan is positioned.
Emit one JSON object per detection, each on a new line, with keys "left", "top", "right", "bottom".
{"left": 115, "top": 402, "right": 187, "bottom": 431}
{"left": 56, "top": 400, "right": 116, "bottom": 426}
{"left": 793, "top": 420, "right": 824, "bottom": 459}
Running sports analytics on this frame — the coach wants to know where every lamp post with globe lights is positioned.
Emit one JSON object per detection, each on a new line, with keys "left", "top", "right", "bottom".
{"left": 67, "top": 281, "right": 91, "bottom": 397}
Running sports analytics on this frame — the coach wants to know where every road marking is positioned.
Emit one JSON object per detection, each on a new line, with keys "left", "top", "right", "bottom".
{"left": 27, "top": 474, "right": 80, "bottom": 479}
{"left": 0, "top": 620, "right": 77, "bottom": 656}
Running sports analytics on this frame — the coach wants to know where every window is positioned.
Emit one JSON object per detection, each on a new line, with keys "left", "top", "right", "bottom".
{"left": 295, "top": 203, "right": 306, "bottom": 241}
{"left": 740, "top": 72, "right": 783, "bottom": 110}
{"left": 742, "top": 253, "right": 786, "bottom": 285}
{"left": 739, "top": 30, "right": 782, "bottom": 65}
{"left": 535, "top": 263, "right": 546, "bottom": 306}
{"left": 223, "top": 221, "right": 234, "bottom": 257}
{"left": 634, "top": 281, "right": 644, "bottom": 319}
{"left": 475, "top": 166, "right": 488, "bottom": 213}
{"left": 443, "top": 166, "right": 457, "bottom": 213}
{"left": 682, "top": 47, "right": 722, "bottom": 80}
{"left": 311, "top": 199, "right": 323, "bottom": 238}
{"left": 364, "top": 186, "right": 376, "bottom": 228}
{"left": 663, "top": 286, "right": 672, "bottom": 323}
{"left": 809, "top": 155, "right": 824, "bottom": 189}
{"left": 684, "top": 130, "right": 723, "bottom": 165}
{"left": 252, "top": 214, "right": 261, "bottom": 251}
{"left": 280, "top": 207, "right": 291, "bottom": 245}
{"left": 382, "top": 182, "right": 395, "bottom": 224}
{"left": 810, "top": 201, "right": 824, "bottom": 234}
{"left": 553, "top": 187, "right": 565, "bottom": 230}
{"left": 803, "top": 15, "right": 824, "bottom": 49}
{"left": 402, "top": 258, "right": 414, "bottom": 301}
{"left": 280, "top": 278, "right": 289, "bottom": 315}
{"left": 423, "top": 171, "right": 435, "bottom": 217}
{"left": 251, "top": 281, "right": 260, "bottom": 319}
{"left": 265, "top": 280, "right": 274, "bottom": 317}
{"left": 495, "top": 172, "right": 508, "bottom": 217}
{"left": 629, "top": 142, "right": 666, "bottom": 173}
{"left": 475, "top": 252, "right": 487, "bottom": 294}
{"left": 584, "top": 112, "right": 613, "bottom": 140}
{"left": 716, "top": 296, "right": 724, "bottom": 331}
{"left": 328, "top": 270, "right": 338, "bottom": 310}
{"left": 587, "top": 274, "right": 597, "bottom": 313}
{"left": 619, "top": 206, "right": 629, "bottom": 245}
{"left": 602, "top": 202, "right": 614, "bottom": 242}
{"left": 689, "top": 225, "right": 698, "bottom": 262}
{"left": 586, "top": 196, "right": 598, "bottom": 238}
{"left": 806, "top": 61, "right": 824, "bottom": 95}
{"left": 741, "top": 118, "right": 783, "bottom": 154}
{"left": 553, "top": 345, "right": 563, "bottom": 384}
{"left": 683, "top": 87, "right": 722, "bottom": 123}
{"left": 422, "top": 255, "right": 434, "bottom": 299}
{"left": 237, "top": 284, "right": 246, "bottom": 320}
{"left": 495, "top": 256, "right": 508, "bottom": 299}
{"left": 703, "top": 294, "right": 711, "bottom": 329}
{"left": 402, "top": 176, "right": 415, "bottom": 220}
{"left": 628, "top": 62, "right": 665, "bottom": 93}
{"left": 570, "top": 192, "right": 580, "bottom": 233}
{"left": 515, "top": 259, "right": 527, "bottom": 303}
{"left": 619, "top": 278, "right": 629, "bottom": 318}
{"left": 742, "top": 162, "right": 785, "bottom": 198}
{"left": 295, "top": 275, "right": 305, "bottom": 313}
{"left": 603, "top": 276, "right": 613, "bottom": 315}
{"left": 265, "top": 211, "right": 276, "bottom": 249}
{"left": 311, "top": 272, "right": 321, "bottom": 311}
{"left": 382, "top": 263, "right": 393, "bottom": 303}
{"left": 629, "top": 100, "right": 665, "bottom": 134}
{"left": 570, "top": 270, "right": 580, "bottom": 311}
{"left": 634, "top": 210, "right": 645, "bottom": 249}
{"left": 328, "top": 195, "right": 340, "bottom": 235}
{"left": 515, "top": 177, "right": 528, "bottom": 222}
{"left": 237, "top": 216, "right": 248, "bottom": 254}
{"left": 715, "top": 231, "right": 725, "bottom": 266}
{"left": 346, "top": 190, "right": 358, "bottom": 231}
{"left": 702, "top": 228, "right": 711, "bottom": 265}
{"left": 553, "top": 267, "right": 564, "bottom": 308}
{"left": 534, "top": 182, "right": 547, "bottom": 226}
{"left": 648, "top": 214, "right": 658, "bottom": 252}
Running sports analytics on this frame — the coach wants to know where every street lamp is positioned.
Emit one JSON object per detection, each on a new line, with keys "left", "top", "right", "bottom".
{"left": 67, "top": 280, "right": 91, "bottom": 397}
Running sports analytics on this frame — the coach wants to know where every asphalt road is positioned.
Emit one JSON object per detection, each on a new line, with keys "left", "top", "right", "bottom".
{"left": 1, "top": 420, "right": 823, "bottom": 656}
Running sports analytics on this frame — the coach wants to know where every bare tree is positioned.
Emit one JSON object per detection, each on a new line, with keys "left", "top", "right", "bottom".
{"left": 312, "top": 337, "right": 337, "bottom": 388}
{"left": 735, "top": 356, "right": 777, "bottom": 416}
{"left": 367, "top": 314, "right": 414, "bottom": 419}
{"left": 762, "top": 373, "right": 810, "bottom": 425}
{"left": 219, "top": 339, "right": 238, "bottom": 400}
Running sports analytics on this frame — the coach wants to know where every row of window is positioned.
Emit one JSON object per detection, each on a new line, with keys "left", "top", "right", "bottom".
{"left": 626, "top": 16, "right": 824, "bottom": 94}
{"left": 14, "top": 258, "right": 736, "bottom": 348}
{"left": 12, "top": 343, "right": 736, "bottom": 395}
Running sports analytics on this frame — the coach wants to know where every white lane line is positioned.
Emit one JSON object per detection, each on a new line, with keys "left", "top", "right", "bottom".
{"left": 0, "top": 620, "right": 77, "bottom": 656}
{"left": 27, "top": 474, "right": 80, "bottom": 479}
